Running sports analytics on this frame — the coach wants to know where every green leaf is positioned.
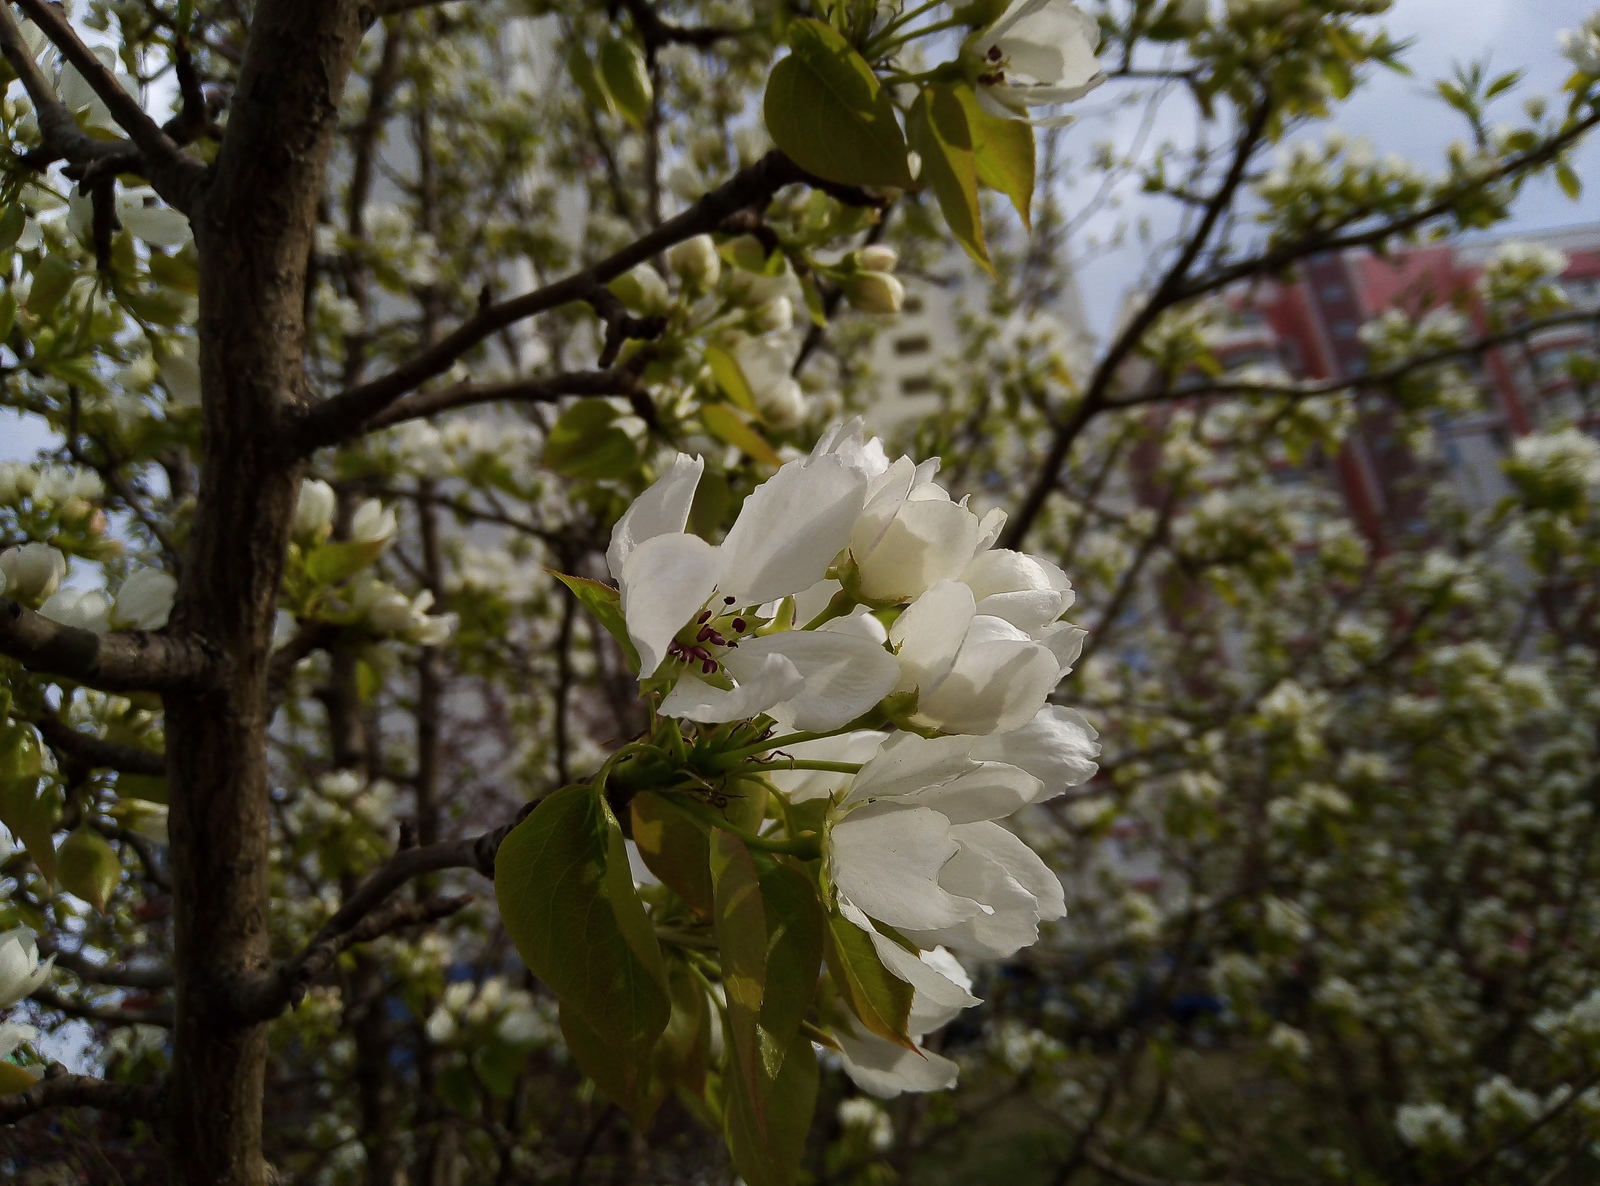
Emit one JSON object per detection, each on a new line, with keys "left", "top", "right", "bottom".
{"left": 631, "top": 791, "right": 713, "bottom": 916}
{"left": 0, "top": 1062, "right": 39, "bottom": 1096}
{"left": 1556, "top": 160, "right": 1582, "bottom": 201}
{"left": 957, "top": 84, "right": 1036, "bottom": 230}
{"left": 908, "top": 86, "right": 989, "bottom": 271}
{"left": 304, "top": 538, "right": 387, "bottom": 585}
{"left": 0, "top": 291, "right": 15, "bottom": 343}
{"left": 710, "top": 833, "right": 824, "bottom": 1143}
{"left": 495, "top": 784, "right": 671, "bottom": 1110}
{"left": 701, "top": 404, "right": 784, "bottom": 468}
{"left": 599, "top": 37, "right": 653, "bottom": 131}
{"left": 799, "top": 272, "right": 828, "bottom": 327}
{"left": 824, "top": 904, "right": 915, "bottom": 1046}
{"left": 0, "top": 204, "right": 26, "bottom": 253}
{"left": 146, "top": 247, "right": 199, "bottom": 295}
{"left": 763, "top": 18, "right": 913, "bottom": 190}
{"left": 26, "top": 254, "right": 78, "bottom": 314}
{"left": 724, "top": 1034, "right": 818, "bottom": 1186}
{"left": 57, "top": 826, "right": 119, "bottom": 912}
{"left": 704, "top": 344, "right": 759, "bottom": 416}
{"left": 549, "top": 570, "right": 640, "bottom": 670}
{"left": 543, "top": 398, "right": 640, "bottom": 480}
{"left": 115, "top": 772, "right": 168, "bottom": 804}
{"left": 567, "top": 43, "right": 616, "bottom": 118}
{"left": 0, "top": 721, "right": 57, "bottom": 882}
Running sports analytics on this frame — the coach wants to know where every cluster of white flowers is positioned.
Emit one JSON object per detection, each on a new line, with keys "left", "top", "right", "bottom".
{"left": 0, "top": 462, "right": 105, "bottom": 509}
{"left": 607, "top": 421, "right": 1100, "bottom": 1097}
{"left": 1560, "top": 13, "right": 1600, "bottom": 77}
{"left": 424, "top": 977, "right": 556, "bottom": 1048}
{"left": 1505, "top": 427, "right": 1600, "bottom": 509}
{"left": 1394, "top": 1101, "right": 1466, "bottom": 1152}
{"left": 0, "top": 542, "right": 176, "bottom": 631}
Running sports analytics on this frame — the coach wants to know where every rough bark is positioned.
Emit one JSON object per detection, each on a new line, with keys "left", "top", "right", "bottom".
{"left": 161, "top": 3, "right": 366, "bottom": 1183}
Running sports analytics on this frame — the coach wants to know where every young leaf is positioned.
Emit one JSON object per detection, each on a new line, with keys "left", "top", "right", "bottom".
{"left": 599, "top": 37, "right": 653, "bottom": 130}
{"left": 710, "top": 830, "right": 768, "bottom": 1121}
{"left": 495, "top": 785, "right": 671, "bottom": 1104}
{"left": 57, "top": 826, "right": 120, "bottom": 912}
{"left": 549, "top": 571, "right": 641, "bottom": 670}
{"left": 566, "top": 43, "right": 616, "bottom": 119}
{"left": 304, "top": 538, "right": 386, "bottom": 586}
{"left": 543, "top": 399, "right": 640, "bottom": 480}
{"left": 710, "top": 833, "right": 825, "bottom": 1135}
{"left": 763, "top": 19, "right": 913, "bottom": 190}
{"left": 956, "top": 84, "right": 1036, "bottom": 230}
{"left": 701, "top": 404, "right": 785, "bottom": 468}
{"left": 0, "top": 721, "right": 58, "bottom": 882}
{"left": 631, "top": 791, "right": 714, "bottom": 916}
{"left": 908, "top": 86, "right": 989, "bottom": 271}
{"left": 724, "top": 1037, "right": 819, "bottom": 1186}
{"left": 824, "top": 905, "right": 915, "bottom": 1047}
{"left": 704, "top": 344, "right": 760, "bottom": 416}
{"left": 0, "top": 204, "right": 26, "bottom": 253}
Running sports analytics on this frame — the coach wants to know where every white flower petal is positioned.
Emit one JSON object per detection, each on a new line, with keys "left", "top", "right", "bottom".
{"left": 727, "top": 630, "right": 900, "bottom": 731}
{"left": 766, "top": 731, "right": 886, "bottom": 803}
{"left": 971, "top": 705, "right": 1100, "bottom": 800}
{"left": 834, "top": 1016, "right": 960, "bottom": 1098}
{"left": 620, "top": 533, "right": 722, "bottom": 677}
{"left": 719, "top": 454, "right": 868, "bottom": 606}
{"left": 888, "top": 579, "right": 975, "bottom": 696}
{"left": 657, "top": 652, "right": 804, "bottom": 723}
{"left": 830, "top": 804, "right": 980, "bottom": 932}
{"left": 606, "top": 453, "right": 704, "bottom": 579}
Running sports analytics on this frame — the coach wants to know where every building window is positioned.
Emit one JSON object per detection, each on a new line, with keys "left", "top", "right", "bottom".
{"left": 893, "top": 335, "right": 932, "bottom": 356}
{"left": 902, "top": 295, "right": 925, "bottom": 315}
{"left": 900, "top": 375, "right": 935, "bottom": 395}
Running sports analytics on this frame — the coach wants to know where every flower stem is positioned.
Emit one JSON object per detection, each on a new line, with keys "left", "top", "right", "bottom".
{"left": 712, "top": 729, "right": 835, "bottom": 766}
{"left": 739, "top": 760, "right": 863, "bottom": 776}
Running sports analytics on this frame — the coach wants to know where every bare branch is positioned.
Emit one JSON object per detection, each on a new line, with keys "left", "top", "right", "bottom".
{"left": 11, "top": 0, "right": 208, "bottom": 208}
{"left": 617, "top": 0, "right": 749, "bottom": 49}
{"left": 32, "top": 984, "right": 174, "bottom": 1028}
{"left": 1002, "top": 98, "right": 1273, "bottom": 550}
{"left": 0, "top": 4, "right": 126, "bottom": 169}
{"left": 291, "top": 151, "right": 883, "bottom": 454}
{"left": 234, "top": 810, "right": 529, "bottom": 1021}
{"left": 0, "top": 1064, "right": 161, "bottom": 1125}
{"left": 34, "top": 715, "right": 166, "bottom": 777}
{"left": 42, "top": 942, "right": 174, "bottom": 990}
{"left": 1105, "top": 309, "right": 1600, "bottom": 409}
{"left": 284, "top": 892, "right": 472, "bottom": 1003}
{"left": 312, "top": 369, "right": 642, "bottom": 450}
{"left": 0, "top": 596, "right": 218, "bottom": 693}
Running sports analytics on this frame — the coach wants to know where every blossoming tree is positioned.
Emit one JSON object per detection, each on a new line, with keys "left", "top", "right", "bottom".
{"left": 0, "top": 1, "right": 1597, "bottom": 1185}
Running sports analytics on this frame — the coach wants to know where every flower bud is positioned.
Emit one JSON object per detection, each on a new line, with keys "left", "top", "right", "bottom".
{"left": 750, "top": 295, "right": 794, "bottom": 335}
{"left": 733, "top": 337, "right": 808, "bottom": 429}
{"left": 350, "top": 499, "right": 398, "bottom": 547}
{"left": 294, "top": 479, "right": 337, "bottom": 545}
{"left": 607, "top": 264, "right": 672, "bottom": 315}
{"left": 0, "top": 543, "right": 65, "bottom": 607}
{"left": 847, "top": 271, "right": 905, "bottom": 315}
{"left": 667, "top": 234, "right": 721, "bottom": 293}
{"left": 858, "top": 244, "right": 899, "bottom": 274}
{"left": 110, "top": 568, "right": 177, "bottom": 631}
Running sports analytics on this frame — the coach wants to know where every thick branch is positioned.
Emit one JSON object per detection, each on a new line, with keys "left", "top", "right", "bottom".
{"left": 34, "top": 715, "right": 166, "bottom": 777}
{"left": 0, "top": 596, "right": 217, "bottom": 693}
{"left": 11, "top": 0, "right": 207, "bottom": 208}
{"left": 0, "top": 1064, "right": 161, "bottom": 1125}
{"left": 291, "top": 151, "right": 830, "bottom": 453}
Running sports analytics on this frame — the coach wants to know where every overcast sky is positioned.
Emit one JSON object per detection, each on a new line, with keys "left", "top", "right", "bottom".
{"left": 3, "top": 2, "right": 1597, "bottom": 462}
{"left": 1069, "top": 0, "right": 1600, "bottom": 336}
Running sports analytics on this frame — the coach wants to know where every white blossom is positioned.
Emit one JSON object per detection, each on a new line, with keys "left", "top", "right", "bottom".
{"left": 111, "top": 568, "right": 177, "bottom": 630}
{"left": 0, "top": 542, "right": 66, "bottom": 606}
{"left": 967, "top": 0, "right": 1105, "bottom": 125}
{"left": 0, "top": 927, "right": 52, "bottom": 1008}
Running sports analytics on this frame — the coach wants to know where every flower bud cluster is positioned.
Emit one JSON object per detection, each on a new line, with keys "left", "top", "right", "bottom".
{"left": 603, "top": 420, "right": 1101, "bottom": 1096}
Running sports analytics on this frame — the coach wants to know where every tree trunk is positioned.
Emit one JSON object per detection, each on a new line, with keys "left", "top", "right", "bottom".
{"left": 163, "top": 4, "right": 365, "bottom": 1182}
